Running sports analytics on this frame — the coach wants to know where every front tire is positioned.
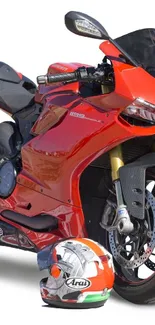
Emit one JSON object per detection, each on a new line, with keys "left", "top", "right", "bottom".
{"left": 114, "top": 274, "right": 155, "bottom": 304}
{"left": 99, "top": 182, "right": 155, "bottom": 304}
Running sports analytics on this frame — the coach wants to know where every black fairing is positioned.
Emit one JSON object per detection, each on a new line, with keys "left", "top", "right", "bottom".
{"left": 0, "top": 62, "right": 36, "bottom": 114}
{"left": 0, "top": 62, "right": 21, "bottom": 83}
{"left": 21, "top": 75, "right": 36, "bottom": 94}
{"left": 119, "top": 153, "right": 155, "bottom": 219}
{"left": 115, "top": 28, "right": 155, "bottom": 76}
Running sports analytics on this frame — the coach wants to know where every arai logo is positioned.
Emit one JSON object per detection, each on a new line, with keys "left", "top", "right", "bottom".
{"left": 65, "top": 278, "right": 91, "bottom": 289}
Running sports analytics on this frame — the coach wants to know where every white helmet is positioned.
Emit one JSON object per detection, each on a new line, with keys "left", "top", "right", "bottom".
{"left": 38, "top": 238, "right": 115, "bottom": 308}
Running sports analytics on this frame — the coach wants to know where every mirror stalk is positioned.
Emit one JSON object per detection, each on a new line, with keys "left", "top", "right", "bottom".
{"left": 109, "top": 38, "right": 139, "bottom": 67}
{"left": 65, "top": 11, "right": 139, "bottom": 67}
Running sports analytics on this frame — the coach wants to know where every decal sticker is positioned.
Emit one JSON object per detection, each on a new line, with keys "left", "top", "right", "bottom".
{"left": 69, "top": 111, "right": 102, "bottom": 123}
{"left": 65, "top": 277, "right": 91, "bottom": 290}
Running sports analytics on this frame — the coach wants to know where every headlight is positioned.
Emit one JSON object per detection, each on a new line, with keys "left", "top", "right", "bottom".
{"left": 123, "top": 98, "right": 155, "bottom": 123}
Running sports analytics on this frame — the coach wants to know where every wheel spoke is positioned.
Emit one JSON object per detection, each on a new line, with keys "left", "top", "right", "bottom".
{"left": 121, "top": 266, "right": 140, "bottom": 282}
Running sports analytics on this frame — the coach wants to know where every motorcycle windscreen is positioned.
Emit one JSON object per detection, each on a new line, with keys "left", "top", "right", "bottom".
{"left": 115, "top": 28, "right": 155, "bottom": 76}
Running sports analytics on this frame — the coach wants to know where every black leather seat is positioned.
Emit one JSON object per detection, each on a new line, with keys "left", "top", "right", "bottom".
{"left": 0, "top": 62, "right": 36, "bottom": 115}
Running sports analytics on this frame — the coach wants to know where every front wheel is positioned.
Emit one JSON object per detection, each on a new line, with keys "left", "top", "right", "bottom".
{"left": 100, "top": 181, "right": 155, "bottom": 304}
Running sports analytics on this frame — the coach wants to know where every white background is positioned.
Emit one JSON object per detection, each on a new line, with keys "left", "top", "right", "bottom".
{"left": 1, "top": 0, "right": 155, "bottom": 323}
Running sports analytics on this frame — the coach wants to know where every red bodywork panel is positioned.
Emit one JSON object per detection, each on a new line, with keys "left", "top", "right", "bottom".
{"left": 1, "top": 53, "right": 155, "bottom": 251}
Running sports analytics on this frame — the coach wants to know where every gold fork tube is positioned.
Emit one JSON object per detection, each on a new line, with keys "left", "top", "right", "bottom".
{"left": 109, "top": 145, "right": 124, "bottom": 181}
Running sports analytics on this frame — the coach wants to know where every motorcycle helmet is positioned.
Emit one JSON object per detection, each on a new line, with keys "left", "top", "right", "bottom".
{"left": 37, "top": 238, "right": 115, "bottom": 308}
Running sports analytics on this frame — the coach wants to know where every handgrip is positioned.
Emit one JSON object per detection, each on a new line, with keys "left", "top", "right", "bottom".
{"left": 37, "top": 72, "right": 77, "bottom": 84}
{"left": 37, "top": 67, "right": 105, "bottom": 85}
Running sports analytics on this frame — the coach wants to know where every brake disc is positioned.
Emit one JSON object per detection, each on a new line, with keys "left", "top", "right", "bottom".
{"left": 109, "top": 191, "right": 155, "bottom": 269}
{"left": 145, "top": 258, "right": 155, "bottom": 271}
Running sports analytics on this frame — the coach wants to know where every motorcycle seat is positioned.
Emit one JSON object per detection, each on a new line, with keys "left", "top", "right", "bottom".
{"left": 0, "top": 62, "right": 36, "bottom": 115}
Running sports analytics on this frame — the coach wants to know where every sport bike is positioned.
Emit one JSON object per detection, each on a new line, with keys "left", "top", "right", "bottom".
{"left": 0, "top": 11, "right": 155, "bottom": 305}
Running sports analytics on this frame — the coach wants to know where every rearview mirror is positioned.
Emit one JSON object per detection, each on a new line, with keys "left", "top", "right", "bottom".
{"left": 65, "top": 11, "right": 109, "bottom": 40}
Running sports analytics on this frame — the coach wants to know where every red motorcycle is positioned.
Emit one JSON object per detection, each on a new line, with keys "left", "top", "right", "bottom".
{"left": 1, "top": 11, "right": 155, "bottom": 304}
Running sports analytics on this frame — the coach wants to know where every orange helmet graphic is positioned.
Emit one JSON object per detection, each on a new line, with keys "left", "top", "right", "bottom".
{"left": 38, "top": 238, "right": 115, "bottom": 308}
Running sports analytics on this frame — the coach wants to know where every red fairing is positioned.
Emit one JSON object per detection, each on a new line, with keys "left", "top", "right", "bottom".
{"left": 48, "top": 62, "right": 91, "bottom": 73}
{"left": 0, "top": 184, "right": 87, "bottom": 249}
{"left": 35, "top": 62, "right": 91, "bottom": 103}
{"left": 1, "top": 47, "right": 155, "bottom": 251}
{"left": 100, "top": 41, "right": 155, "bottom": 104}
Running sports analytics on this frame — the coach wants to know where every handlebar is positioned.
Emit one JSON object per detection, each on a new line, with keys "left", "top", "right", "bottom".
{"left": 37, "top": 67, "right": 105, "bottom": 85}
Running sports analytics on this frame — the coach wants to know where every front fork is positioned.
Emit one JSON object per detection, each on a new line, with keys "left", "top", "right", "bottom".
{"left": 100, "top": 145, "right": 134, "bottom": 234}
